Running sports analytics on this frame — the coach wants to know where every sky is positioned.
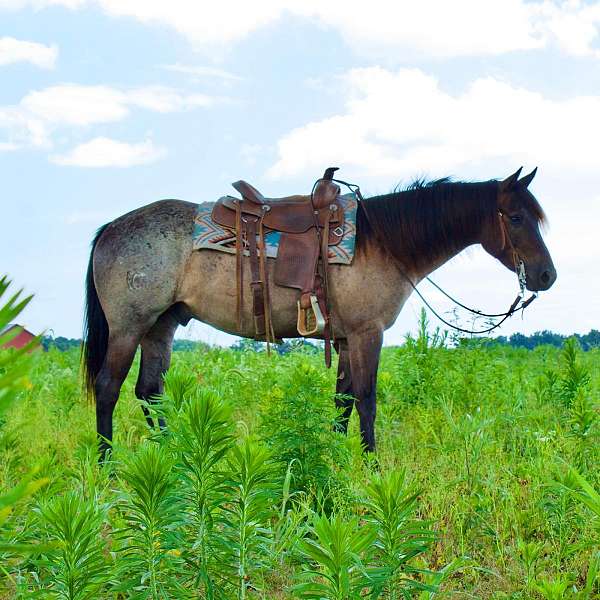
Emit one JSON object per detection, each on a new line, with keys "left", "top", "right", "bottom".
{"left": 1, "top": 0, "right": 600, "bottom": 346}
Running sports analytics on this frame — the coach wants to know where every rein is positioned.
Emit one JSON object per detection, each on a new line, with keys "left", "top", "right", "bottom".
{"left": 332, "top": 177, "right": 537, "bottom": 336}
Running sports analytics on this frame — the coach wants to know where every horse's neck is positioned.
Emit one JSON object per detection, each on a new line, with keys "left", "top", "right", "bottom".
{"left": 396, "top": 198, "right": 488, "bottom": 283}
{"left": 413, "top": 238, "right": 476, "bottom": 282}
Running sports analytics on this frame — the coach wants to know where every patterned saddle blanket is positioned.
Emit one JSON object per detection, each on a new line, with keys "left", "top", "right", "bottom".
{"left": 192, "top": 192, "right": 358, "bottom": 265}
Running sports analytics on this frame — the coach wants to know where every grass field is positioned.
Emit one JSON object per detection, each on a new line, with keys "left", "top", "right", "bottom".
{"left": 0, "top": 315, "right": 599, "bottom": 598}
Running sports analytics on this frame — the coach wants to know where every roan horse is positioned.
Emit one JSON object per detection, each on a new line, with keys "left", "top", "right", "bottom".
{"left": 83, "top": 167, "right": 556, "bottom": 459}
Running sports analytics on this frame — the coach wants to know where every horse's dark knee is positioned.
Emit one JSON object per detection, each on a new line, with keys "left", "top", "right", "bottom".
{"left": 135, "top": 369, "right": 167, "bottom": 427}
{"left": 135, "top": 380, "right": 160, "bottom": 402}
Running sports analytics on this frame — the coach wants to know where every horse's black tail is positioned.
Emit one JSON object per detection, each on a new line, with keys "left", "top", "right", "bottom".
{"left": 83, "top": 223, "right": 110, "bottom": 400}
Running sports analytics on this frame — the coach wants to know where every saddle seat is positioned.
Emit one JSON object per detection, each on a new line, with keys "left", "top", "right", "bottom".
{"left": 212, "top": 180, "right": 344, "bottom": 238}
{"left": 210, "top": 167, "right": 346, "bottom": 366}
{"left": 231, "top": 178, "right": 340, "bottom": 209}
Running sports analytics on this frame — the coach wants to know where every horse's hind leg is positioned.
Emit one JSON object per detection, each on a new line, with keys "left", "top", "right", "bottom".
{"left": 135, "top": 307, "right": 179, "bottom": 429}
{"left": 95, "top": 333, "right": 140, "bottom": 460}
{"left": 334, "top": 340, "right": 355, "bottom": 434}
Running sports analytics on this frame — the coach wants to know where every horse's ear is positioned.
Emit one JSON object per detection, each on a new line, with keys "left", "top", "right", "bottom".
{"left": 518, "top": 167, "right": 537, "bottom": 189}
{"left": 500, "top": 167, "right": 523, "bottom": 192}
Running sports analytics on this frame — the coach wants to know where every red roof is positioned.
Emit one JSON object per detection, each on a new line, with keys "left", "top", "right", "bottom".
{"left": 1, "top": 324, "right": 37, "bottom": 351}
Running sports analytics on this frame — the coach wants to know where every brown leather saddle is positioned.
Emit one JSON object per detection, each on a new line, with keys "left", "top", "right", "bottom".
{"left": 211, "top": 167, "right": 345, "bottom": 365}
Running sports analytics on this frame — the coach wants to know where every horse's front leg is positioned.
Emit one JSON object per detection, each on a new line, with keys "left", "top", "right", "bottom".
{"left": 347, "top": 327, "right": 383, "bottom": 452}
{"left": 333, "top": 339, "right": 354, "bottom": 434}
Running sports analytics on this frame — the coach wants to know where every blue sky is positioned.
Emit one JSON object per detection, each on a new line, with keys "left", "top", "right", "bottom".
{"left": 1, "top": 0, "right": 600, "bottom": 345}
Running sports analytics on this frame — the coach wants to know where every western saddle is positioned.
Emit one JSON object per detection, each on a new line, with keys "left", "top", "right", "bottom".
{"left": 210, "top": 167, "right": 346, "bottom": 365}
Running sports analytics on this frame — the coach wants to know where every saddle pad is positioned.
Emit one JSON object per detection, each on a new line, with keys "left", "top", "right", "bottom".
{"left": 192, "top": 192, "right": 358, "bottom": 265}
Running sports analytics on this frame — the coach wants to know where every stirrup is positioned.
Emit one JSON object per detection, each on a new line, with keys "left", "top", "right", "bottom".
{"left": 297, "top": 295, "right": 326, "bottom": 336}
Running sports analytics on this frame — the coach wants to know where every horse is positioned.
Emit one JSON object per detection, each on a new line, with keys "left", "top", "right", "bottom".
{"left": 83, "top": 167, "right": 556, "bottom": 459}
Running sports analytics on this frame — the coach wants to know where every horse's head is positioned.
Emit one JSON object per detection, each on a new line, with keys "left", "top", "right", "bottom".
{"left": 482, "top": 168, "right": 556, "bottom": 292}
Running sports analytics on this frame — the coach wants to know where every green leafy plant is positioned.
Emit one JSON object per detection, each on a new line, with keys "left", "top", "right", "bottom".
{"left": 259, "top": 360, "right": 350, "bottom": 494}
{"left": 439, "top": 397, "right": 491, "bottom": 494}
{"left": 559, "top": 338, "right": 590, "bottom": 407}
{"left": 533, "top": 574, "right": 576, "bottom": 599}
{"left": 220, "top": 439, "right": 277, "bottom": 599}
{"left": 115, "top": 442, "right": 186, "bottom": 598}
{"left": 32, "top": 492, "right": 112, "bottom": 599}
{"left": 393, "top": 308, "right": 447, "bottom": 405}
{"left": 0, "top": 276, "right": 37, "bottom": 417}
{"left": 0, "top": 467, "right": 49, "bottom": 549}
{"left": 565, "top": 469, "right": 600, "bottom": 524}
{"left": 541, "top": 472, "right": 580, "bottom": 571}
{"left": 167, "top": 385, "right": 235, "bottom": 596}
{"left": 517, "top": 539, "right": 545, "bottom": 590}
{"left": 0, "top": 276, "right": 48, "bottom": 559}
{"left": 162, "top": 363, "right": 199, "bottom": 412}
{"left": 293, "top": 512, "right": 384, "bottom": 599}
{"left": 363, "top": 469, "right": 435, "bottom": 598}
{"left": 416, "top": 557, "right": 475, "bottom": 600}
{"left": 568, "top": 388, "right": 598, "bottom": 474}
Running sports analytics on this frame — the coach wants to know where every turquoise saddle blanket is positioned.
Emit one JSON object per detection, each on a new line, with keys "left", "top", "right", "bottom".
{"left": 192, "top": 192, "right": 358, "bottom": 265}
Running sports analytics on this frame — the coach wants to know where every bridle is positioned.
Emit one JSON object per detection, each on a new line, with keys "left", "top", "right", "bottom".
{"left": 332, "top": 177, "right": 537, "bottom": 336}
{"left": 497, "top": 210, "right": 528, "bottom": 296}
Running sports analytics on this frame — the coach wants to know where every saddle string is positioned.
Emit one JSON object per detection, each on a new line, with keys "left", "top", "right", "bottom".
{"left": 258, "top": 215, "right": 275, "bottom": 349}
{"left": 331, "top": 177, "right": 537, "bottom": 336}
{"left": 235, "top": 200, "right": 244, "bottom": 331}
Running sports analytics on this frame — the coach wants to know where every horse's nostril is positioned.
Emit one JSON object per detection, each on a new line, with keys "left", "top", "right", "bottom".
{"left": 540, "top": 270, "right": 551, "bottom": 285}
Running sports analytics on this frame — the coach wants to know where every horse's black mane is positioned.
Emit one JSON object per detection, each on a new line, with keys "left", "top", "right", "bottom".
{"left": 356, "top": 177, "right": 545, "bottom": 270}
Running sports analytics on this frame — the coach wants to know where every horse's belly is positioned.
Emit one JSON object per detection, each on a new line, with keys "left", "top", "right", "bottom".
{"left": 180, "top": 250, "right": 312, "bottom": 339}
{"left": 178, "top": 247, "right": 407, "bottom": 341}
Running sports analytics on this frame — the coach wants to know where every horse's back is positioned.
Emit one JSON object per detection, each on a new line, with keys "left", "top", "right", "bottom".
{"left": 93, "top": 199, "right": 197, "bottom": 332}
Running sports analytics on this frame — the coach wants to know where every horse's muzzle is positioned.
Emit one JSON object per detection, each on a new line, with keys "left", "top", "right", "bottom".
{"left": 529, "top": 265, "right": 557, "bottom": 291}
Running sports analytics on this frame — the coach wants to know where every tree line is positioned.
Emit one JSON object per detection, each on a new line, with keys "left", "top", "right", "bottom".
{"left": 40, "top": 329, "right": 600, "bottom": 352}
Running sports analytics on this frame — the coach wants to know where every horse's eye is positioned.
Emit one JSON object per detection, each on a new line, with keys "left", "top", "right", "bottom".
{"left": 510, "top": 214, "right": 523, "bottom": 225}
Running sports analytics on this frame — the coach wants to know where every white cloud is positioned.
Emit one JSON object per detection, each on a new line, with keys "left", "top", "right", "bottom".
{"left": 126, "top": 85, "right": 214, "bottom": 112}
{"left": 0, "top": 105, "right": 49, "bottom": 147}
{"left": 296, "top": 0, "right": 542, "bottom": 58}
{"left": 4, "top": 0, "right": 600, "bottom": 59}
{"left": 0, "top": 83, "right": 218, "bottom": 150}
{"left": 50, "top": 136, "right": 166, "bottom": 167}
{"left": 541, "top": 1, "right": 600, "bottom": 57}
{"left": 162, "top": 63, "right": 243, "bottom": 81}
{"left": 93, "top": 0, "right": 285, "bottom": 47}
{"left": 20, "top": 83, "right": 213, "bottom": 125}
{"left": 268, "top": 67, "right": 600, "bottom": 179}
{"left": 0, "top": 0, "right": 84, "bottom": 9}
{"left": 0, "top": 37, "right": 57, "bottom": 68}
{"left": 21, "top": 85, "right": 128, "bottom": 125}
{"left": 88, "top": 0, "right": 543, "bottom": 56}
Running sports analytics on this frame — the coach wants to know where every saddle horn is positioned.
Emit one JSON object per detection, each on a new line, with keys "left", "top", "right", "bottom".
{"left": 323, "top": 167, "right": 339, "bottom": 181}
